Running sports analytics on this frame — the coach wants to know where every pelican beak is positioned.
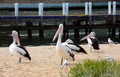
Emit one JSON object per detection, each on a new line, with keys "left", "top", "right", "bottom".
{"left": 52, "top": 24, "right": 63, "bottom": 41}
{"left": 80, "top": 34, "right": 91, "bottom": 41}
{"left": 16, "top": 33, "right": 21, "bottom": 46}
{"left": 52, "top": 29, "right": 59, "bottom": 42}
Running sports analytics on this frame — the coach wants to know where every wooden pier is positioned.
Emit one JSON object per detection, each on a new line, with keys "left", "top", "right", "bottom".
{"left": 0, "top": 2, "right": 120, "bottom": 43}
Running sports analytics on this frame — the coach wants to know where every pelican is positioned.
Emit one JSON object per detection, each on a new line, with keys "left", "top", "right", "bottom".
{"left": 9, "top": 30, "right": 31, "bottom": 63}
{"left": 108, "top": 38, "right": 115, "bottom": 46}
{"left": 53, "top": 24, "right": 74, "bottom": 65}
{"left": 62, "top": 39, "right": 87, "bottom": 54}
{"left": 80, "top": 32, "right": 100, "bottom": 51}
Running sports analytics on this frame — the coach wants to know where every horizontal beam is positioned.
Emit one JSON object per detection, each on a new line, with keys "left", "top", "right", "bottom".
{"left": 0, "top": 14, "right": 119, "bottom": 19}
{"left": 0, "top": 2, "right": 120, "bottom": 9}
{"left": 0, "top": 24, "right": 119, "bottom": 31}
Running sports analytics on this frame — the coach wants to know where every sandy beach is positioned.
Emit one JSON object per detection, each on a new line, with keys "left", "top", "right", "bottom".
{"left": 0, "top": 44, "right": 120, "bottom": 77}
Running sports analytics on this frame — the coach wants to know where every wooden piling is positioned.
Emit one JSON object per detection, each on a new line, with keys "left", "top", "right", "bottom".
{"left": 26, "top": 21, "right": 32, "bottom": 38}
{"left": 119, "top": 29, "right": 120, "bottom": 38}
{"left": 111, "top": 15, "right": 116, "bottom": 37}
{"left": 74, "top": 29, "right": 79, "bottom": 44}
{"left": 111, "top": 28, "right": 116, "bottom": 37}
{"left": 89, "top": 16, "right": 92, "bottom": 33}
{"left": 39, "top": 21, "right": 44, "bottom": 38}
{"left": 108, "top": 28, "right": 111, "bottom": 37}
{"left": 63, "top": 21, "right": 68, "bottom": 41}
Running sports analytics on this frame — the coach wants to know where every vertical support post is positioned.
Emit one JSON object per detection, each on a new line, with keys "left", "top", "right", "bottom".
{"left": 112, "top": 1, "right": 116, "bottom": 37}
{"left": 63, "top": 21, "right": 68, "bottom": 41}
{"left": 108, "top": 28, "right": 111, "bottom": 37}
{"left": 119, "top": 29, "right": 120, "bottom": 38}
{"left": 85, "top": 2, "right": 89, "bottom": 35}
{"left": 65, "top": 3, "right": 69, "bottom": 16}
{"left": 65, "top": 3, "right": 69, "bottom": 39}
{"left": 85, "top": 2, "right": 88, "bottom": 15}
{"left": 88, "top": 2, "right": 92, "bottom": 33}
{"left": 62, "top": 3, "right": 66, "bottom": 15}
{"left": 38, "top": 3, "right": 43, "bottom": 16}
{"left": 108, "top": 1, "right": 112, "bottom": 37}
{"left": 14, "top": 3, "right": 18, "bottom": 16}
{"left": 63, "top": 22, "right": 66, "bottom": 41}
{"left": 39, "top": 21, "right": 44, "bottom": 38}
{"left": 89, "top": 2, "right": 92, "bottom": 16}
{"left": 62, "top": 3, "right": 69, "bottom": 16}
{"left": 38, "top": 3, "right": 44, "bottom": 38}
{"left": 74, "top": 29, "right": 79, "bottom": 44}
{"left": 62, "top": 3, "right": 69, "bottom": 40}
{"left": 26, "top": 21, "right": 32, "bottom": 38}
{"left": 113, "top": 1, "right": 116, "bottom": 15}
{"left": 113, "top": 1, "right": 116, "bottom": 24}
{"left": 108, "top": 1, "right": 112, "bottom": 14}
{"left": 14, "top": 3, "right": 19, "bottom": 32}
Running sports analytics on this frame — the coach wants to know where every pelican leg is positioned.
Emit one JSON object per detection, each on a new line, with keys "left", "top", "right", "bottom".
{"left": 61, "top": 60, "right": 69, "bottom": 69}
{"left": 17, "top": 58, "right": 22, "bottom": 63}
{"left": 90, "top": 47, "right": 92, "bottom": 52}
{"left": 61, "top": 58, "right": 63, "bottom": 65}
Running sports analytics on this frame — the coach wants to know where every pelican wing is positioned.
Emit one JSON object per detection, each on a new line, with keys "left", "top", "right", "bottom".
{"left": 16, "top": 46, "right": 31, "bottom": 60}
{"left": 62, "top": 42, "right": 79, "bottom": 51}
{"left": 67, "top": 50, "right": 75, "bottom": 61}
{"left": 61, "top": 44, "right": 75, "bottom": 61}
{"left": 15, "top": 46, "right": 26, "bottom": 55}
{"left": 62, "top": 42, "right": 87, "bottom": 54}
{"left": 90, "top": 38, "right": 100, "bottom": 50}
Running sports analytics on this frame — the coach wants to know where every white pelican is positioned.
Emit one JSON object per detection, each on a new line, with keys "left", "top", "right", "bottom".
{"left": 62, "top": 39, "right": 87, "bottom": 54}
{"left": 53, "top": 24, "right": 74, "bottom": 65}
{"left": 9, "top": 30, "right": 31, "bottom": 63}
{"left": 80, "top": 32, "right": 100, "bottom": 51}
{"left": 108, "top": 38, "right": 115, "bottom": 46}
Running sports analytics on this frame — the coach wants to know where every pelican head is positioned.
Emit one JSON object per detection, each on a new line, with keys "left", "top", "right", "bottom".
{"left": 108, "top": 38, "right": 110, "bottom": 40}
{"left": 52, "top": 24, "right": 63, "bottom": 41}
{"left": 12, "top": 30, "right": 20, "bottom": 45}
{"left": 80, "top": 32, "right": 96, "bottom": 41}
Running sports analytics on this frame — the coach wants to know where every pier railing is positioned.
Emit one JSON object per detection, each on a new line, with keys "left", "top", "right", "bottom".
{"left": 0, "top": 1, "right": 120, "bottom": 39}
{"left": 0, "top": 1, "right": 120, "bottom": 16}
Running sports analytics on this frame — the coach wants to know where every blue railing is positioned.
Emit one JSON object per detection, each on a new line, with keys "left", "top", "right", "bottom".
{"left": 0, "top": 1, "right": 120, "bottom": 16}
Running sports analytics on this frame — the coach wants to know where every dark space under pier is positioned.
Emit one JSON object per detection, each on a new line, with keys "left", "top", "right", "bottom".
{"left": 0, "top": 15, "right": 120, "bottom": 43}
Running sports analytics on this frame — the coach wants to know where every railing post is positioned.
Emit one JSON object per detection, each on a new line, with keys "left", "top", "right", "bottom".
{"left": 62, "top": 3, "right": 66, "bottom": 15}
{"left": 14, "top": 3, "right": 18, "bottom": 16}
{"left": 89, "top": 2, "right": 92, "bottom": 16}
{"left": 14, "top": 3, "right": 19, "bottom": 33}
{"left": 113, "top": 1, "right": 116, "bottom": 15}
{"left": 108, "top": 1, "right": 112, "bottom": 14}
{"left": 85, "top": 2, "right": 88, "bottom": 15}
{"left": 113, "top": 1, "right": 116, "bottom": 24}
{"left": 65, "top": 3, "right": 69, "bottom": 16}
{"left": 62, "top": 3, "right": 69, "bottom": 16}
{"left": 88, "top": 2, "right": 92, "bottom": 33}
{"left": 38, "top": 3, "right": 43, "bottom": 16}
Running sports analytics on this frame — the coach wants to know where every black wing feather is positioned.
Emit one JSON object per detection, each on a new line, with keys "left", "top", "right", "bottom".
{"left": 90, "top": 38, "right": 100, "bottom": 50}
{"left": 67, "top": 50, "right": 75, "bottom": 61}
{"left": 66, "top": 43, "right": 87, "bottom": 54}
{"left": 17, "top": 46, "right": 31, "bottom": 60}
